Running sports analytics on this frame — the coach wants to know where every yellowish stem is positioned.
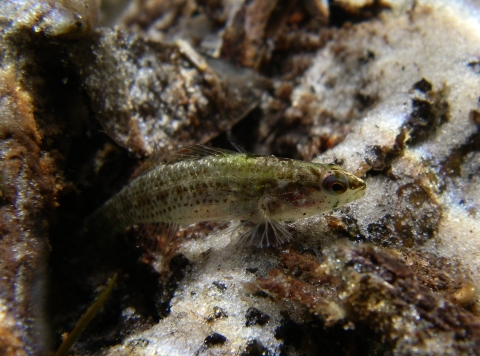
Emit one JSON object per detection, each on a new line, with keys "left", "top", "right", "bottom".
{"left": 54, "top": 273, "right": 118, "bottom": 356}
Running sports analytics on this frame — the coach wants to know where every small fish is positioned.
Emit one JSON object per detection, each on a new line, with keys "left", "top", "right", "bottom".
{"left": 85, "top": 145, "right": 366, "bottom": 247}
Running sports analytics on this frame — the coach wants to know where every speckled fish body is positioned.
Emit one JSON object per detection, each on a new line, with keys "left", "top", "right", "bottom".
{"left": 85, "top": 146, "right": 366, "bottom": 246}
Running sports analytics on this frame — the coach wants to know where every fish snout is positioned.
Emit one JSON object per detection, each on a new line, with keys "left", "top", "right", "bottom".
{"left": 348, "top": 174, "right": 366, "bottom": 196}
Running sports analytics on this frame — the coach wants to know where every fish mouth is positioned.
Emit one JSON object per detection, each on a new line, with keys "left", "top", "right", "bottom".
{"left": 347, "top": 175, "right": 366, "bottom": 192}
{"left": 349, "top": 184, "right": 366, "bottom": 202}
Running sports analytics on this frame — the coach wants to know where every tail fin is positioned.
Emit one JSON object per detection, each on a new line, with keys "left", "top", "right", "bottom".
{"left": 84, "top": 203, "right": 123, "bottom": 238}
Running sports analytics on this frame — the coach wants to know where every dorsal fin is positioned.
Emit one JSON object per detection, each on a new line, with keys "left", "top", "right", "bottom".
{"left": 167, "top": 145, "right": 236, "bottom": 164}
{"left": 230, "top": 142, "right": 248, "bottom": 153}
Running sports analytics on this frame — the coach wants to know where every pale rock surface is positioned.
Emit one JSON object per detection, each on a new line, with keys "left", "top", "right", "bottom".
{"left": 107, "top": 0, "right": 480, "bottom": 355}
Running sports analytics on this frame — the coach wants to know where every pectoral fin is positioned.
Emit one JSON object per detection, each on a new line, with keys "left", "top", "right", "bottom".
{"left": 228, "top": 211, "right": 292, "bottom": 248}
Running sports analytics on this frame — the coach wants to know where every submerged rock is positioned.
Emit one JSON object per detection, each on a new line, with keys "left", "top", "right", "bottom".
{"left": 0, "top": 1, "right": 100, "bottom": 354}
{"left": 257, "top": 244, "right": 480, "bottom": 354}
{"left": 68, "top": 29, "right": 266, "bottom": 156}
{"left": 107, "top": 1, "right": 480, "bottom": 355}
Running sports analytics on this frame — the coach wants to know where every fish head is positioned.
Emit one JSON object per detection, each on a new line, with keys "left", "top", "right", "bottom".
{"left": 319, "top": 165, "right": 366, "bottom": 206}
{"left": 266, "top": 162, "right": 366, "bottom": 222}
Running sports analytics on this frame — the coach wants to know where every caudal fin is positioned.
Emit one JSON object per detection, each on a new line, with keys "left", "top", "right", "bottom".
{"left": 84, "top": 204, "right": 123, "bottom": 238}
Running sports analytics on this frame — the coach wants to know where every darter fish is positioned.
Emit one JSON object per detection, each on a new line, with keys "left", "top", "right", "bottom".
{"left": 85, "top": 145, "right": 366, "bottom": 247}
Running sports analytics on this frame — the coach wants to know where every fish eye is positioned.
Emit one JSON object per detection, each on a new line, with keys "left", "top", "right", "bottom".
{"left": 322, "top": 173, "right": 348, "bottom": 194}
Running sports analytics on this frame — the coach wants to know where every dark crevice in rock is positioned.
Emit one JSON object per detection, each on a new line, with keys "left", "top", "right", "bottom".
{"left": 155, "top": 253, "right": 190, "bottom": 318}
{"left": 241, "top": 339, "right": 274, "bottom": 356}
{"left": 206, "top": 306, "right": 228, "bottom": 322}
{"left": 245, "top": 307, "right": 270, "bottom": 327}
{"left": 212, "top": 280, "right": 228, "bottom": 291}
{"left": 17, "top": 39, "right": 163, "bottom": 355}
{"left": 204, "top": 332, "right": 227, "bottom": 347}
{"left": 258, "top": 245, "right": 480, "bottom": 355}
{"left": 326, "top": 214, "right": 364, "bottom": 242}
{"left": 275, "top": 314, "right": 382, "bottom": 356}
{"left": 412, "top": 78, "right": 433, "bottom": 93}
{"left": 329, "top": 0, "right": 392, "bottom": 28}
{"left": 440, "top": 124, "right": 480, "bottom": 179}
{"left": 404, "top": 82, "right": 450, "bottom": 146}
{"left": 467, "top": 59, "right": 480, "bottom": 74}
{"left": 364, "top": 130, "right": 406, "bottom": 177}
